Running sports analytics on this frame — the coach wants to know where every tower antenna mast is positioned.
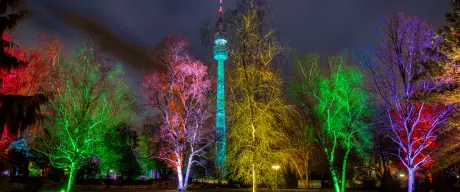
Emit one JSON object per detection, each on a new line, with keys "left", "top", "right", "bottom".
{"left": 219, "top": 0, "right": 223, "bottom": 13}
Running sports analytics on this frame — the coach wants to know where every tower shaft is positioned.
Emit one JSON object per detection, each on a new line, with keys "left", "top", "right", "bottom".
{"left": 215, "top": 58, "right": 226, "bottom": 178}
{"left": 214, "top": 0, "right": 228, "bottom": 181}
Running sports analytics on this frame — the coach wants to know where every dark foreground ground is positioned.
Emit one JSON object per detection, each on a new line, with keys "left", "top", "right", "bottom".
{"left": 42, "top": 189, "right": 376, "bottom": 192}
{"left": 0, "top": 188, "right": 377, "bottom": 192}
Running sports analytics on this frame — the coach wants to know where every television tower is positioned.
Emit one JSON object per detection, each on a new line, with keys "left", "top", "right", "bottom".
{"left": 214, "top": 0, "right": 228, "bottom": 180}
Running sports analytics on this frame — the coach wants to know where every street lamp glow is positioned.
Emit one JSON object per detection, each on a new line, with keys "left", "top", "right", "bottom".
{"left": 399, "top": 174, "right": 405, "bottom": 178}
{"left": 272, "top": 165, "right": 281, "bottom": 190}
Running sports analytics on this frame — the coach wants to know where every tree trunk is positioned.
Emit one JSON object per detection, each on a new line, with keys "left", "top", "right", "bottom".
{"left": 304, "top": 152, "right": 310, "bottom": 189}
{"left": 183, "top": 155, "right": 194, "bottom": 191}
{"left": 330, "top": 166, "right": 341, "bottom": 192}
{"left": 252, "top": 163, "right": 256, "bottom": 192}
{"left": 66, "top": 166, "right": 77, "bottom": 192}
{"left": 407, "top": 169, "right": 415, "bottom": 192}
{"left": 251, "top": 121, "right": 256, "bottom": 192}
{"left": 290, "top": 157, "right": 306, "bottom": 188}
{"left": 305, "top": 171, "right": 309, "bottom": 189}
{"left": 177, "top": 165, "right": 184, "bottom": 190}
{"left": 341, "top": 147, "right": 351, "bottom": 192}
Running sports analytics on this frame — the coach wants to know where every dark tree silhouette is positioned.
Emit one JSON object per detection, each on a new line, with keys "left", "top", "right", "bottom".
{"left": 0, "top": 0, "right": 47, "bottom": 138}
{"left": 1, "top": 0, "right": 32, "bottom": 69}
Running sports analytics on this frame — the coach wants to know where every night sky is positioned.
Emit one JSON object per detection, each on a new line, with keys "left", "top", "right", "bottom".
{"left": 14, "top": 0, "right": 451, "bottom": 63}
{"left": 10, "top": 0, "right": 453, "bottom": 126}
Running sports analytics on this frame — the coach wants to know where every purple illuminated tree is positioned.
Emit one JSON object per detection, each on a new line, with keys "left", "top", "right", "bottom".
{"left": 142, "top": 37, "right": 214, "bottom": 191}
{"left": 357, "top": 12, "right": 453, "bottom": 192}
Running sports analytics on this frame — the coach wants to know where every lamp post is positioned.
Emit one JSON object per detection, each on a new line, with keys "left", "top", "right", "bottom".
{"left": 272, "top": 165, "right": 280, "bottom": 190}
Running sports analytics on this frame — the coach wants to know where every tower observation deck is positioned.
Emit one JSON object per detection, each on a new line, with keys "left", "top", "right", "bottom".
{"left": 214, "top": 0, "right": 228, "bottom": 181}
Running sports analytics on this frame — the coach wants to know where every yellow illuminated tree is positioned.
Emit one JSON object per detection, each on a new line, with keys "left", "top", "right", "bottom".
{"left": 226, "top": 2, "right": 296, "bottom": 191}
{"left": 431, "top": 0, "right": 460, "bottom": 169}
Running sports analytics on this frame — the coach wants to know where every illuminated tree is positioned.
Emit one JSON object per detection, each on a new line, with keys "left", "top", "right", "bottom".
{"left": 357, "top": 12, "right": 453, "bottom": 192}
{"left": 291, "top": 52, "right": 373, "bottom": 192}
{"left": 1, "top": 34, "right": 61, "bottom": 95}
{"left": 432, "top": 0, "right": 460, "bottom": 168}
{"left": 1, "top": 34, "right": 61, "bottom": 160}
{"left": 439, "top": 0, "right": 460, "bottom": 67}
{"left": 34, "top": 42, "right": 132, "bottom": 192}
{"left": 0, "top": 0, "right": 42, "bottom": 140}
{"left": 226, "top": 2, "right": 296, "bottom": 191}
{"left": 135, "top": 120, "right": 171, "bottom": 179}
{"left": 142, "top": 37, "right": 214, "bottom": 191}
{"left": 284, "top": 114, "right": 317, "bottom": 189}
{"left": 0, "top": 125, "right": 13, "bottom": 159}
{"left": 95, "top": 123, "right": 141, "bottom": 179}
{"left": 137, "top": 133, "right": 165, "bottom": 178}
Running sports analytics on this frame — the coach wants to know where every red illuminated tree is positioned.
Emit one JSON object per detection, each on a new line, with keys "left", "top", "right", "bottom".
{"left": 0, "top": 33, "right": 60, "bottom": 96}
{"left": 389, "top": 104, "right": 446, "bottom": 172}
{"left": 0, "top": 0, "right": 42, "bottom": 138}
{"left": 357, "top": 13, "right": 453, "bottom": 192}
{"left": 142, "top": 37, "right": 214, "bottom": 191}
{"left": 0, "top": 125, "right": 13, "bottom": 159}
{"left": 0, "top": 34, "right": 60, "bottom": 156}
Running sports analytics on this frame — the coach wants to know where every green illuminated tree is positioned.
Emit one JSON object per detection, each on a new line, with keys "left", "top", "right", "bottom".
{"left": 134, "top": 121, "right": 165, "bottom": 178}
{"left": 33, "top": 42, "right": 132, "bottom": 192}
{"left": 96, "top": 123, "right": 141, "bottom": 180}
{"left": 226, "top": 2, "right": 296, "bottom": 191}
{"left": 291, "top": 52, "right": 373, "bottom": 192}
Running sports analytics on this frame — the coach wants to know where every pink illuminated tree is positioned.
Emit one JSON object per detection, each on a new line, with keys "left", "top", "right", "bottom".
{"left": 142, "top": 37, "right": 214, "bottom": 191}
{"left": 357, "top": 13, "right": 453, "bottom": 192}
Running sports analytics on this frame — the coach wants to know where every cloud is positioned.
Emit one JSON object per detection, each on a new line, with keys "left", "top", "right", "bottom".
{"left": 50, "top": 10, "right": 167, "bottom": 71}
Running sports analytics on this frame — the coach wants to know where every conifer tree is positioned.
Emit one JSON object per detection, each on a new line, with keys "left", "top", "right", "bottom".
{"left": 0, "top": 0, "right": 44, "bottom": 137}
{"left": 1, "top": 0, "right": 32, "bottom": 69}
